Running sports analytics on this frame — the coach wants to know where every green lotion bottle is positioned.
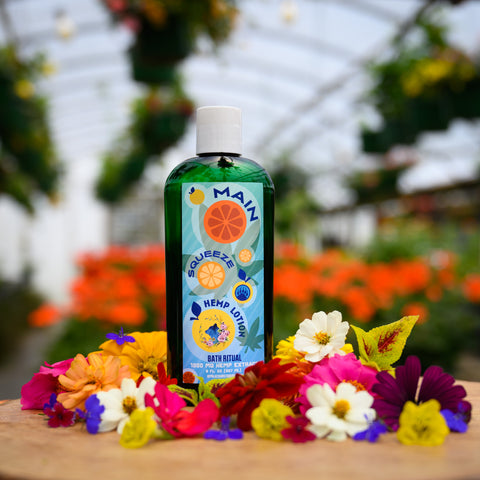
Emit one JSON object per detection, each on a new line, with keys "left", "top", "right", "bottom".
{"left": 164, "top": 106, "right": 274, "bottom": 387}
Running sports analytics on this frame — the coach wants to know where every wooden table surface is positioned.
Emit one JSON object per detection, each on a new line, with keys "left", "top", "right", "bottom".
{"left": 1, "top": 381, "right": 479, "bottom": 480}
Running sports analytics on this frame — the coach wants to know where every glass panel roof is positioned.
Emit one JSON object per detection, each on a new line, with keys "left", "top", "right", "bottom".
{"left": 2, "top": 0, "right": 480, "bottom": 208}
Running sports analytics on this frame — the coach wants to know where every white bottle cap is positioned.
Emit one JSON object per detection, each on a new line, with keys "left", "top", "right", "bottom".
{"left": 196, "top": 106, "right": 242, "bottom": 155}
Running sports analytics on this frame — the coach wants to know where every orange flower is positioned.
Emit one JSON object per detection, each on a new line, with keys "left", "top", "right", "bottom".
{"left": 274, "top": 264, "right": 313, "bottom": 305}
{"left": 28, "top": 304, "right": 62, "bottom": 327}
{"left": 118, "top": 331, "right": 168, "bottom": 381}
{"left": 463, "top": 274, "right": 480, "bottom": 303}
{"left": 402, "top": 302, "right": 429, "bottom": 324}
{"left": 340, "top": 286, "right": 376, "bottom": 323}
{"left": 57, "top": 352, "right": 130, "bottom": 410}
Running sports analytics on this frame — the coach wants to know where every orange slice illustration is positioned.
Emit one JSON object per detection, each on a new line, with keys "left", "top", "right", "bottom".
{"left": 204, "top": 200, "right": 247, "bottom": 244}
{"left": 197, "top": 261, "right": 226, "bottom": 289}
{"left": 238, "top": 248, "right": 253, "bottom": 263}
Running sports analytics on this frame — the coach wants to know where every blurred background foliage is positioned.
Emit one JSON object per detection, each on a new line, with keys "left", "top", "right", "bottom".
{"left": 1, "top": 1, "right": 480, "bottom": 395}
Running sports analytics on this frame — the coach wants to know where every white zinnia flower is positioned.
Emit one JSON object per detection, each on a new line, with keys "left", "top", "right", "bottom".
{"left": 306, "top": 382, "right": 375, "bottom": 441}
{"left": 96, "top": 376, "right": 156, "bottom": 433}
{"left": 293, "top": 310, "right": 349, "bottom": 362}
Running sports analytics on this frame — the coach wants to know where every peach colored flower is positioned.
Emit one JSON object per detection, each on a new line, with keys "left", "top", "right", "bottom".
{"left": 57, "top": 352, "right": 130, "bottom": 410}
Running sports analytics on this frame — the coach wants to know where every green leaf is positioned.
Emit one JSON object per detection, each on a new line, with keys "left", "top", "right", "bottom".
{"left": 351, "top": 315, "right": 418, "bottom": 371}
{"left": 168, "top": 385, "right": 199, "bottom": 406}
{"left": 197, "top": 376, "right": 232, "bottom": 406}
{"left": 236, "top": 317, "right": 264, "bottom": 353}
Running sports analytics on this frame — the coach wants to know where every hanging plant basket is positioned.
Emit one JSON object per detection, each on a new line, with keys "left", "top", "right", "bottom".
{"left": 95, "top": 83, "right": 194, "bottom": 205}
{"left": 453, "top": 77, "right": 480, "bottom": 120}
{"left": 129, "top": 15, "right": 192, "bottom": 84}
{"left": 140, "top": 109, "right": 191, "bottom": 154}
{"left": 361, "top": 18, "right": 480, "bottom": 153}
{"left": 0, "top": 46, "right": 60, "bottom": 212}
{"left": 406, "top": 95, "right": 453, "bottom": 132}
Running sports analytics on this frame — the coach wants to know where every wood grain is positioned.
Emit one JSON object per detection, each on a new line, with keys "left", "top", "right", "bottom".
{"left": 1, "top": 381, "right": 479, "bottom": 480}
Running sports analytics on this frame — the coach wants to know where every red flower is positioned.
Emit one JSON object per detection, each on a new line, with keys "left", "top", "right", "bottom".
{"left": 216, "top": 358, "right": 303, "bottom": 431}
{"left": 145, "top": 383, "right": 218, "bottom": 438}
{"left": 281, "top": 416, "right": 316, "bottom": 443}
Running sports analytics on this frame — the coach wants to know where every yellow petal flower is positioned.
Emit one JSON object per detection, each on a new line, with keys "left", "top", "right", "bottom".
{"left": 274, "top": 336, "right": 304, "bottom": 364}
{"left": 120, "top": 407, "right": 157, "bottom": 449}
{"left": 397, "top": 400, "right": 449, "bottom": 446}
{"left": 119, "top": 331, "right": 168, "bottom": 381}
{"left": 251, "top": 398, "right": 293, "bottom": 441}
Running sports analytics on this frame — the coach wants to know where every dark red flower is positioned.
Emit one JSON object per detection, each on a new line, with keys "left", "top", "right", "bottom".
{"left": 281, "top": 415, "right": 316, "bottom": 443}
{"left": 372, "top": 355, "right": 470, "bottom": 431}
{"left": 216, "top": 358, "right": 303, "bottom": 431}
{"left": 43, "top": 394, "right": 76, "bottom": 428}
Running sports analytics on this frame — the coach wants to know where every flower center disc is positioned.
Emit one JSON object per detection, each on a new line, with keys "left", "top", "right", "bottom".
{"left": 314, "top": 332, "right": 330, "bottom": 345}
{"left": 123, "top": 396, "right": 137, "bottom": 415}
{"left": 333, "top": 399, "right": 350, "bottom": 419}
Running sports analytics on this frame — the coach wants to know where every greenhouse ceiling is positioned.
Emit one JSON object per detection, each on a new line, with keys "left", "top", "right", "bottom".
{"left": 1, "top": 0, "right": 480, "bottom": 209}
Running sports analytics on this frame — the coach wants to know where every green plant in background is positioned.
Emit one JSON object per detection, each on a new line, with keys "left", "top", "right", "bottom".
{"left": 0, "top": 45, "right": 61, "bottom": 213}
{"left": 361, "top": 14, "right": 480, "bottom": 153}
{"left": 101, "top": 0, "right": 238, "bottom": 84}
{"left": 95, "top": 81, "right": 194, "bottom": 204}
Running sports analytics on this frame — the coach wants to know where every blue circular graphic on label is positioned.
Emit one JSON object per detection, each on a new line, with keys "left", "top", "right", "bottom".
{"left": 232, "top": 281, "right": 253, "bottom": 304}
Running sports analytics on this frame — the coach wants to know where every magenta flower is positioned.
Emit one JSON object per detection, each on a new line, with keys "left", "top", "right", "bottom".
{"left": 281, "top": 416, "right": 316, "bottom": 443}
{"left": 372, "top": 355, "right": 470, "bottom": 431}
{"left": 21, "top": 359, "right": 73, "bottom": 410}
{"left": 145, "top": 383, "right": 218, "bottom": 438}
{"left": 297, "top": 353, "right": 378, "bottom": 414}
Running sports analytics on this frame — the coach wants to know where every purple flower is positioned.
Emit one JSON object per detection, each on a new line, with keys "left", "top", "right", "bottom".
{"left": 204, "top": 416, "right": 243, "bottom": 441}
{"left": 84, "top": 394, "right": 105, "bottom": 434}
{"left": 372, "top": 356, "right": 468, "bottom": 431}
{"left": 353, "top": 420, "right": 388, "bottom": 443}
{"left": 281, "top": 416, "right": 316, "bottom": 443}
{"left": 441, "top": 401, "right": 471, "bottom": 433}
{"left": 105, "top": 327, "right": 135, "bottom": 346}
{"left": 43, "top": 393, "right": 76, "bottom": 428}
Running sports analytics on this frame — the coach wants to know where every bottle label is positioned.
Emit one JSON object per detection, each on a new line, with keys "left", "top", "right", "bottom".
{"left": 181, "top": 182, "right": 264, "bottom": 384}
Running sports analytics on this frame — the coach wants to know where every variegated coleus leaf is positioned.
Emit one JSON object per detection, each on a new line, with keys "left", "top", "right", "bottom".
{"left": 351, "top": 315, "right": 418, "bottom": 372}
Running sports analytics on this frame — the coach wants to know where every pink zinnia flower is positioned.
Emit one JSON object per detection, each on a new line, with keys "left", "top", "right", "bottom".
{"left": 21, "top": 359, "right": 73, "bottom": 410}
{"left": 145, "top": 383, "right": 218, "bottom": 438}
{"left": 297, "top": 353, "right": 378, "bottom": 414}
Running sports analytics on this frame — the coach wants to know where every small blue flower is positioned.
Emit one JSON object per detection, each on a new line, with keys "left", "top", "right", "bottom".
{"left": 84, "top": 394, "right": 105, "bottom": 434}
{"left": 353, "top": 420, "right": 388, "bottom": 443}
{"left": 204, "top": 416, "right": 243, "bottom": 441}
{"left": 441, "top": 409, "right": 468, "bottom": 433}
{"left": 105, "top": 327, "right": 135, "bottom": 346}
{"left": 43, "top": 392, "right": 57, "bottom": 411}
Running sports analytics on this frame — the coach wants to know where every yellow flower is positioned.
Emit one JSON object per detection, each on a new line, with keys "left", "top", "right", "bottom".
{"left": 274, "top": 336, "right": 304, "bottom": 365}
{"left": 341, "top": 343, "right": 354, "bottom": 354}
{"left": 397, "top": 400, "right": 449, "bottom": 446}
{"left": 251, "top": 398, "right": 293, "bottom": 441}
{"left": 118, "top": 331, "right": 168, "bottom": 381}
{"left": 14, "top": 79, "right": 35, "bottom": 99}
{"left": 120, "top": 407, "right": 157, "bottom": 449}
{"left": 57, "top": 352, "right": 130, "bottom": 410}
